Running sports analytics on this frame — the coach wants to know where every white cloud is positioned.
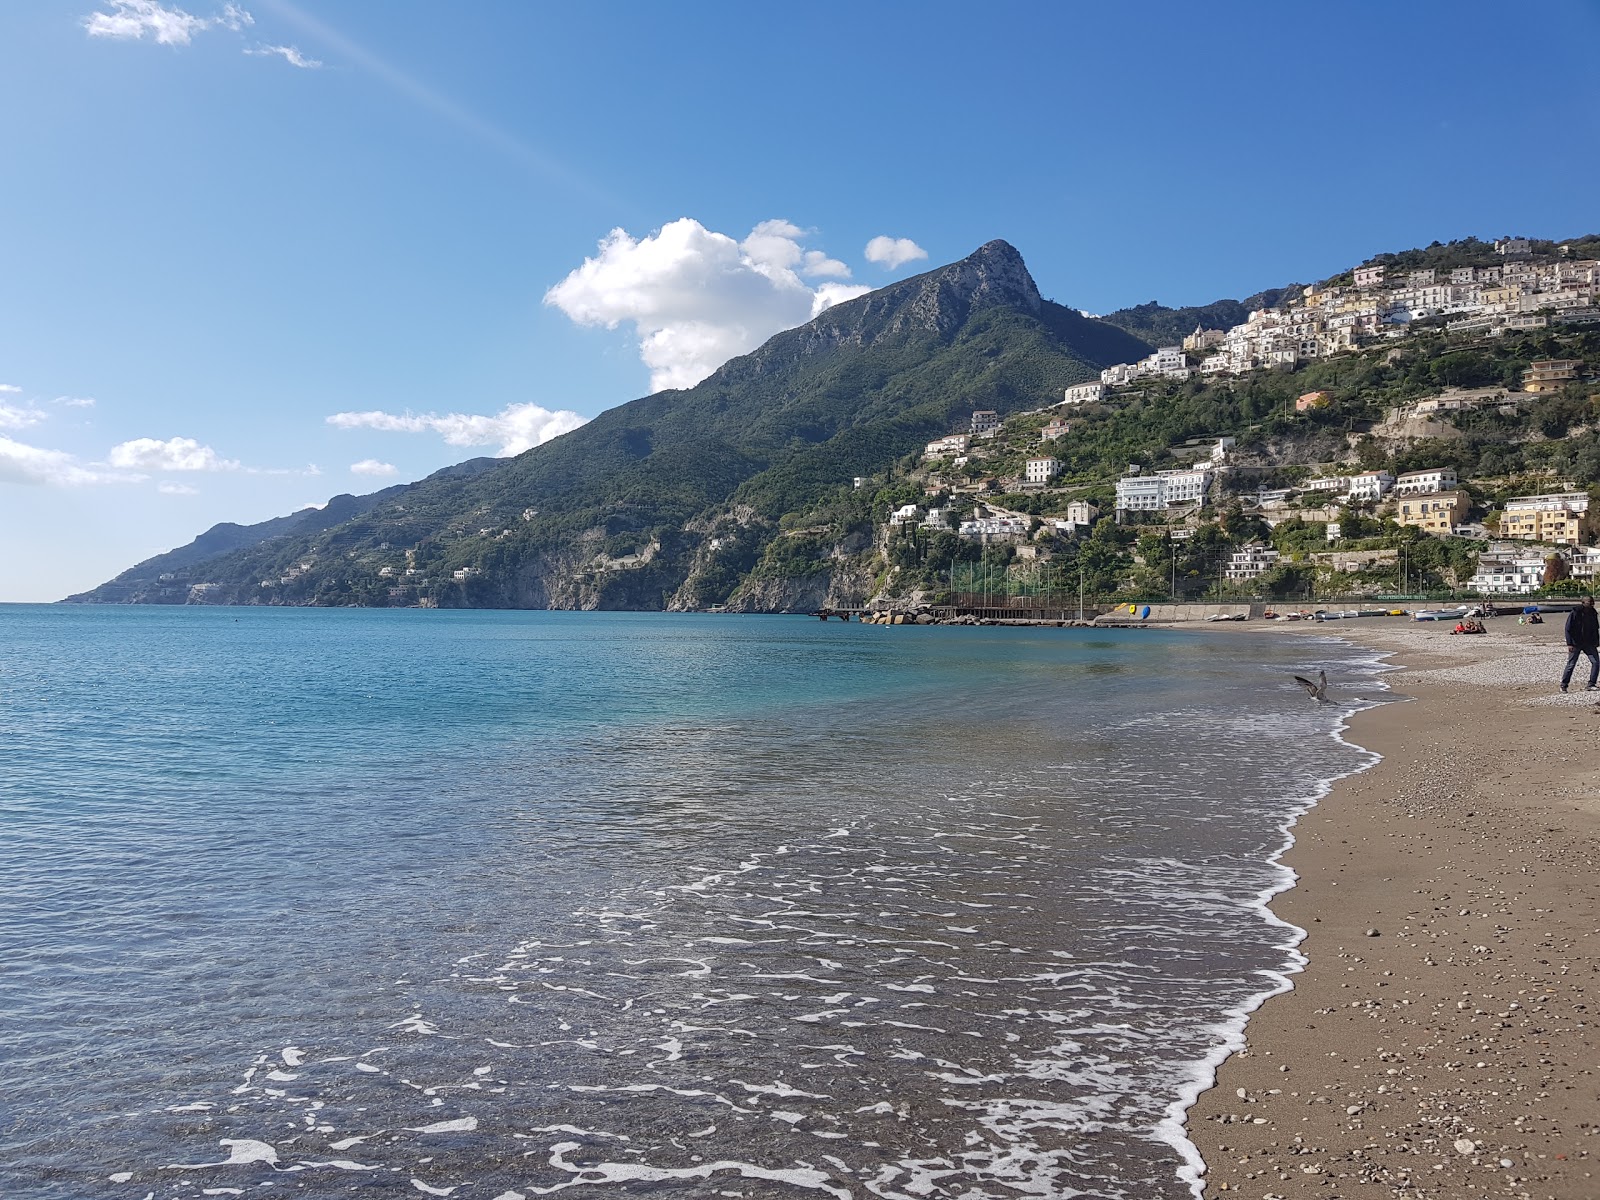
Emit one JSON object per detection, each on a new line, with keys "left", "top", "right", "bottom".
{"left": 107, "top": 436, "right": 240, "bottom": 471}
{"left": 0, "top": 384, "right": 20, "bottom": 393}
{"left": 545, "top": 218, "right": 872, "bottom": 391}
{"left": 0, "top": 435, "right": 143, "bottom": 486}
{"left": 158, "top": 481, "right": 199, "bottom": 495}
{"left": 864, "top": 235, "right": 929, "bottom": 270}
{"left": 0, "top": 403, "right": 47, "bottom": 430}
{"left": 350, "top": 458, "right": 398, "bottom": 477}
{"left": 247, "top": 43, "right": 320, "bottom": 68}
{"left": 801, "top": 250, "right": 852, "bottom": 279}
{"left": 328, "top": 402, "right": 587, "bottom": 457}
{"left": 82, "top": 0, "right": 228, "bottom": 45}
{"left": 54, "top": 395, "right": 97, "bottom": 408}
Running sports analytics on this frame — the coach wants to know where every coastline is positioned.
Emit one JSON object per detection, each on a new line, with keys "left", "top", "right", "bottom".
{"left": 1187, "top": 616, "right": 1600, "bottom": 1198}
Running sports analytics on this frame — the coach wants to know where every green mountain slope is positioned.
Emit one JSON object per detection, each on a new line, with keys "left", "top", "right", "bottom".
{"left": 70, "top": 240, "right": 1152, "bottom": 608}
{"left": 1099, "top": 288, "right": 1297, "bottom": 347}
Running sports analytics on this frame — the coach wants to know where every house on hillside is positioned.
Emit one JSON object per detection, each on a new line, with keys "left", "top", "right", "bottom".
{"left": 1224, "top": 544, "right": 1280, "bottom": 581}
{"left": 970, "top": 410, "right": 1002, "bottom": 437}
{"left": 1396, "top": 490, "right": 1468, "bottom": 535}
{"left": 1040, "top": 418, "right": 1071, "bottom": 442}
{"left": 1024, "top": 457, "right": 1061, "bottom": 484}
{"left": 1114, "top": 466, "right": 1212, "bottom": 514}
{"left": 1522, "top": 359, "right": 1586, "bottom": 393}
{"left": 1062, "top": 382, "right": 1103, "bottom": 405}
{"left": 1499, "top": 493, "right": 1593, "bottom": 545}
{"left": 924, "top": 434, "right": 970, "bottom": 459}
{"left": 1394, "top": 467, "right": 1459, "bottom": 495}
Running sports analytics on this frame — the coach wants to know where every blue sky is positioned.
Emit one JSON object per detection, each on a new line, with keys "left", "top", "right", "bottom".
{"left": 4, "top": 0, "right": 1599, "bottom": 602}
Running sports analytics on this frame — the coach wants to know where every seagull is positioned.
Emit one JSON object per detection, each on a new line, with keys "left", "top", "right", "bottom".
{"left": 1292, "top": 669, "right": 1328, "bottom": 701}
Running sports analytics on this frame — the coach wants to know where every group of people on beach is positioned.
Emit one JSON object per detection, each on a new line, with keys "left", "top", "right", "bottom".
{"left": 1561, "top": 596, "right": 1600, "bottom": 692}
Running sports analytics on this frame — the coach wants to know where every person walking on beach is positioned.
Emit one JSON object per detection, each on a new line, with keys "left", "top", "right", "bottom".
{"left": 1560, "top": 595, "right": 1599, "bottom": 692}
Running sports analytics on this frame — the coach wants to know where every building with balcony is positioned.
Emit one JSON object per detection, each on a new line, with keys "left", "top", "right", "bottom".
{"left": 1224, "top": 544, "right": 1280, "bottom": 581}
{"left": 1394, "top": 467, "right": 1459, "bottom": 495}
{"left": 1395, "top": 490, "right": 1468, "bottom": 534}
{"left": 1522, "top": 359, "right": 1585, "bottom": 393}
{"left": 1499, "top": 493, "right": 1593, "bottom": 545}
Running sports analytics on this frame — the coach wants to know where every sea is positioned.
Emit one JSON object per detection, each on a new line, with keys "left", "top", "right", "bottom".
{"left": 0, "top": 605, "right": 1388, "bottom": 1200}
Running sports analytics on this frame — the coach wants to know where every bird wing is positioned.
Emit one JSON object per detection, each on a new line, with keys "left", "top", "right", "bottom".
{"left": 1292, "top": 674, "right": 1320, "bottom": 695}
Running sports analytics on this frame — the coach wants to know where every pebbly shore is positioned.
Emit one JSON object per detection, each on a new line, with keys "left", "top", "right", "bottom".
{"left": 1186, "top": 616, "right": 1600, "bottom": 1199}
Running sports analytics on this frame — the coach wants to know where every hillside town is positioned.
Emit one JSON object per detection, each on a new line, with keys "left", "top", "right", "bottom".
{"left": 1100, "top": 237, "right": 1600, "bottom": 387}
{"left": 887, "top": 242, "right": 1600, "bottom": 604}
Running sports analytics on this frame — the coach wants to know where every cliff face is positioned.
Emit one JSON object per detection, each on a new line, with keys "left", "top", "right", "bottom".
{"left": 719, "top": 564, "right": 876, "bottom": 614}
{"left": 69, "top": 241, "right": 1149, "bottom": 610}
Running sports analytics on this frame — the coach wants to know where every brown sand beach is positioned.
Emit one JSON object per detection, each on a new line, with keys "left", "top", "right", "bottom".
{"left": 1187, "top": 614, "right": 1600, "bottom": 1199}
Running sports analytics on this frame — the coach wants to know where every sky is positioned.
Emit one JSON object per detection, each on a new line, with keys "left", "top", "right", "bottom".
{"left": 3, "top": 0, "right": 1599, "bottom": 602}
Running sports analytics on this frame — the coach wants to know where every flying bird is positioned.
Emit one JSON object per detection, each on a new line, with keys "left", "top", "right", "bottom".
{"left": 1292, "top": 670, "right": 1328, "bottom": 701}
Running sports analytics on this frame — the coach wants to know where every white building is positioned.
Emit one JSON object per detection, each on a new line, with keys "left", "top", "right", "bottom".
{"left": 924, "top": 433, "right": 970, "bottom": 458}
{"left": 1024, "top": 456, "right": 1061, "bottom": 484}
{"left": 1224, "top": 544, "right": 1280, "bottom": 581}
{"left": 1566, "top": 546, "right": 1600, "bottom": 580}
{"left": 1301, "top": 471, "right": 1394, "bottom": 502}
{"left": 958, "top": 516, "right": 1030, "bottom": 543}
{"left": 1062, "top": 382, "right": 1104, "bottom": 405}
{"left": 1393, "top": 467, "right": 1458, "bottom": 495}
{"left": 1468, "top": 551, "right": 1548, "bottom": 594}
{"left": 1348, "top": 471, "right": 1396, "bottom": 502}
{"left": 1114, "top": 466, "right": 1212, "bottom": 512}
{"left": 1143, "top": 346, "right": 1190, "bottom": 379}
{"left": 970, "top": 410, "right": 1001, "bottom": 437}
{"left": 889, "top": 504, "right": 921, "bottom": 527}
{"left": 921, "top": 507, "right": 951, "bottom": 532}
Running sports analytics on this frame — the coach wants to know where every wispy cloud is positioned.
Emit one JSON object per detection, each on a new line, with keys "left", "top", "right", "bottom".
{"left": 328, "top": 403, "right": 587, "bottom": 457}
{"left": 864, "top": 236, "right": 928, "bottom": 270}
{"left": 158, "top": 480, "right": 200, "bottom": 495}
{"left": 349, "top": 458, "right": 397, "bottom": 477}
{"left": 545, "top": 218, "right": 871, "bottom": 391}
{"left": 246, "top": 42, "right": 319, "bottom": 68}
{"left": 253, "top": 0, "right": 615, "bottom": 205}
{"left": 0, "top": 436, "right": 144, "bottom": 487}
{"left": 53, "top": 395, "right": 97, "bottom": 409}
{"left": 0, "top": 402, "right": 48, "bottom": 431}
{"left": 81, "top": 1, "right": 251, "bottom": 46}
{"left": 107, "top": 436, "right": 240, "bottom": 471}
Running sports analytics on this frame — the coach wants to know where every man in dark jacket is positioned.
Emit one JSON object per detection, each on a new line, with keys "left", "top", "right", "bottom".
{"left": 1560, "top": 595, "right": 1599, "bottom": 692}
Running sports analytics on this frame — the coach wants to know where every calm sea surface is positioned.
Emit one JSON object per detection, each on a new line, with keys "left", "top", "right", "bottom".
{"left": 0, "top": 606, "right": 1385, "bottom": 1199}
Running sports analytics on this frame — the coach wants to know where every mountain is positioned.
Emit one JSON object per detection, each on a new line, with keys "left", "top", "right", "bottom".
{"left": 1100, "top": 288, "right": 1298, "bottom": 348}
{"left": 68, "top": 241, "right": 1152, "bottom": 609}
{"left": 68, "top": 459, "right": 500, "bottom": 603}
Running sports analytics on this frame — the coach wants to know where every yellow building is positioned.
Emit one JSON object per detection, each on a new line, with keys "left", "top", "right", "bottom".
{"left": 1395, "top": 490, "right": 1468, "bottom": 534}
{"left": 1499, "top": 493, "right": 1594, "bottom": 545}
{"left": 1522, "top": 359, "right": 1585, "bottom": 393}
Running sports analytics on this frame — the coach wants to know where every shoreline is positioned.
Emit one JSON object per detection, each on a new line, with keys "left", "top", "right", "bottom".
{"left": 1186, "top": 616, "right": 1600, "bottom": 1198}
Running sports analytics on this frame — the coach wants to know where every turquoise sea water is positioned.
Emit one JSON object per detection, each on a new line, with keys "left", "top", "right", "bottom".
{"left": 0, "top": 606, "right": 1384, "bottom": 1199}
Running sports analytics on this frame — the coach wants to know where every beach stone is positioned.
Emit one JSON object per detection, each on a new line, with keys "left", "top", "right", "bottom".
{"left": 1454, "top": 1138, "right": 1476, "bottom": 1154}
{"left": 1365, "top": 928, "right": 1381, "bottom": 936}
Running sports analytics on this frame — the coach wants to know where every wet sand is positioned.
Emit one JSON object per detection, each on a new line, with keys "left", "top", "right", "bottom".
{"left": 1189, "top": 614, "right": 1600, "bottom": 1199}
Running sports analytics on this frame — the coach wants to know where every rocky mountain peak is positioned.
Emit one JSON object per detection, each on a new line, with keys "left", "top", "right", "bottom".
{"left": 730, "top": 239, "right": 1048, "bottom": 376}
